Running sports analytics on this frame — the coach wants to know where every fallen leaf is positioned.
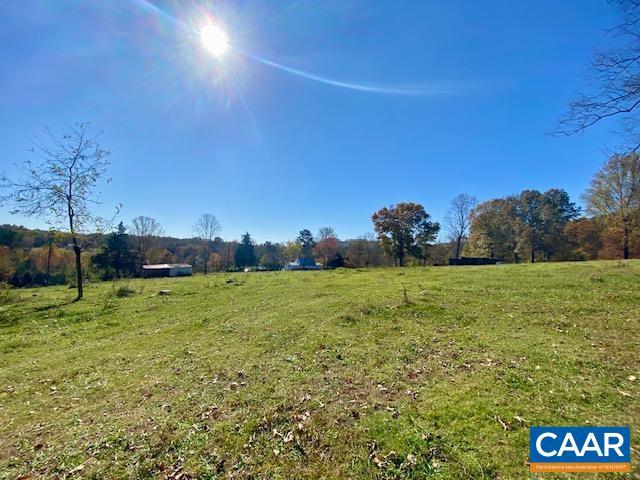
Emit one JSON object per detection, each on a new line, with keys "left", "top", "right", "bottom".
{"left": 494, "top": 415, "right": 510, "bottom": 430}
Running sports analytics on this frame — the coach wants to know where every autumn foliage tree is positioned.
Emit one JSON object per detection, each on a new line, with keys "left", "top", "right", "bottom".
{"left": 258, "top": 241, "right": 282, "bottom": 270}
{"left": 207, "top": 253, "right": 223, "bottom": 272}
{"left": 372, "top": 202, "right": 440, "bottom": 266}
{"left": 314, "top": 236, "right": 340, "bottom": 269}
{"left": 515, "top": 189, "right": 579, "bottom": 262}
{"left": 584, "top": 152, "right": 640, "bottom": 259}
{"left": 282, "top": 240, "right": 302, "bottom": 261}
{"left": 345, "top": 234, "right": 385, "bottom": 267}
{"left": 0, "top": 246, "right": 16, "bottom": 282}
{"left": 467, "top": 198, "right": 520, "bottom": 261}
{"left": 468, "top": 190, "right": 578, "bottom": 262}
{"left": 564, "top": 218, "right": 605, "bottom": 260}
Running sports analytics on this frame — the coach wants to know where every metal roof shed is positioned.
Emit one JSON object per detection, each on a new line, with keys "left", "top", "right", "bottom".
{"left": 142, "top": 264, "right": 192, "bottom": 278}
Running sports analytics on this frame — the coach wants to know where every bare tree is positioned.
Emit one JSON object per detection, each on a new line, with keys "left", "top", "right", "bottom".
{"left": 584, "top": 152, "right": 640, "bottom": 259}
{"left": 445, "top": 194, "right": 477, "bottom": 259}
{"left": 193, "top": 214, "right": 221, "bottom": 274}
{"left": 557, "top": 0, "right": 640, "bottom": 151}
{"left": 0, "top": 123, "right": 113, "bottom": 299}
{"left": 130, "top": 216, "right": 164, "bottom": 264}
{"left": 317, "top": 226, "right": 337, "bottom": 240}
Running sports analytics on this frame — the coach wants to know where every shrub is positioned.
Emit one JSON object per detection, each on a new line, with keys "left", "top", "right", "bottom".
{"left": 0, "top": 283, "right": 16, "bottom": 305}
{"left": 112, "top": 282, "right": 136, "bottom": 298}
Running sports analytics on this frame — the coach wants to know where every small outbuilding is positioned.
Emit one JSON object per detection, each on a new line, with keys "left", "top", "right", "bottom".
{"left": 283, "top": 257, "right": 321, "bottom": 271}
{"left": 448, "top": 257, "right": 498, "bottom": 266}
{"left": 142, "top": 263, "right": 193, "bottom": 278}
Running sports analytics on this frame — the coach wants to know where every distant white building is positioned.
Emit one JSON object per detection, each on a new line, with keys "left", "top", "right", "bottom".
{"left": 142, "top": 263, "right": 192, "bottom": 278}
{"left": 283, "top": 257, "right": 320, "bottom": 271}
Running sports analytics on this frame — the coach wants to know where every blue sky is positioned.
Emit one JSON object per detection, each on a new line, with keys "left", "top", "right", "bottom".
{"left": 0, "top": 1, "right": 623, "bottom": 242}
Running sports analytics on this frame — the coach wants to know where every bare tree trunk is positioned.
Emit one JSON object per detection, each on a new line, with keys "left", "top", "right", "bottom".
{"left": 530, "top": 231, "right": 535, "bottom": 263}
{"left": 45, "top": 240, "right": 53, "bottom": 285}
{"left": 455, "top": 236, "right": 462, "bottom": 259}
{"left": 623, "top": 222, "right": 630, "bottom": 260}
{"left": 203, "top": 241, "right": 208, "bottom": 275}
{"left": 69, "top": 205, "right": 83, "bottom": 299}
{"left": 72, "top": 237, "right": 83, "bottom": 299}
{"left": 138, "top": 238, "right": 146, "bottom": 270}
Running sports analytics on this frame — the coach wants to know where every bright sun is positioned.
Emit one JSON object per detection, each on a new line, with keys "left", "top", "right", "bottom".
{"left": 200, "top": 23, "right": 228, "bottom": 57}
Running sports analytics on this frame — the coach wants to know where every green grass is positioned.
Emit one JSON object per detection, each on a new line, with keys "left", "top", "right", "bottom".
{"left": 0, "top": 261, "right": 638, "bottom": 479}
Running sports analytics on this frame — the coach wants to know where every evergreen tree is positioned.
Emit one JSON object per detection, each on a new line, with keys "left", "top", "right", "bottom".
{"left": 234, "top": 232, "right": 257, "bottom": 268}
{"left": 297, "top": 229, "right": 316, "bottom": 257}
{"left": 92, "top": 222, "right": 138, "bottom": 279}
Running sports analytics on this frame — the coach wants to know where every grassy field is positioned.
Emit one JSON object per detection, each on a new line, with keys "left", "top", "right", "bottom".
{"left": 0, "top": 261, "right": 638, "bottom": 479}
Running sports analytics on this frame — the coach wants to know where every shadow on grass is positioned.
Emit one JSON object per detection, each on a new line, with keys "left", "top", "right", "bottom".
{"left": 0, "top": 298, "right": 76, "bottom": 328}
{"left": 33, "top": 299, "right": 76, "bottom": 312}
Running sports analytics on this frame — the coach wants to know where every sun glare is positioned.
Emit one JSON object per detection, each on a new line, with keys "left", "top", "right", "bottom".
{"left": 200, "top": 23, "right": 228, "bottom": 57}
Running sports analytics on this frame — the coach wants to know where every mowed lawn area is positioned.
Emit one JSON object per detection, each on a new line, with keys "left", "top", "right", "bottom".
{"left": 0, "top": 262, "right": 638, "bottom": 479}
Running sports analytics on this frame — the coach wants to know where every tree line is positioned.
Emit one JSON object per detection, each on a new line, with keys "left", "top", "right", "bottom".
{"left": 467, "top": 155, "right": 640, "bottom": 262}
{"left": 1, "top": 123, "right": 639, "bottom": 298}
{"left": 3, "top": 0, "right": 640, "bottom": 299}
{"left": 0, "top": 221, "right": 389, "bottom": 287}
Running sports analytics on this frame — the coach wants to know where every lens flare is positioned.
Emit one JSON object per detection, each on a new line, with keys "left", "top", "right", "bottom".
{"left": 131, "top": 0, "right": 465, "bottom": 96}
{"left": 200, "top": 23, "right": 228, "bottom": 57}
